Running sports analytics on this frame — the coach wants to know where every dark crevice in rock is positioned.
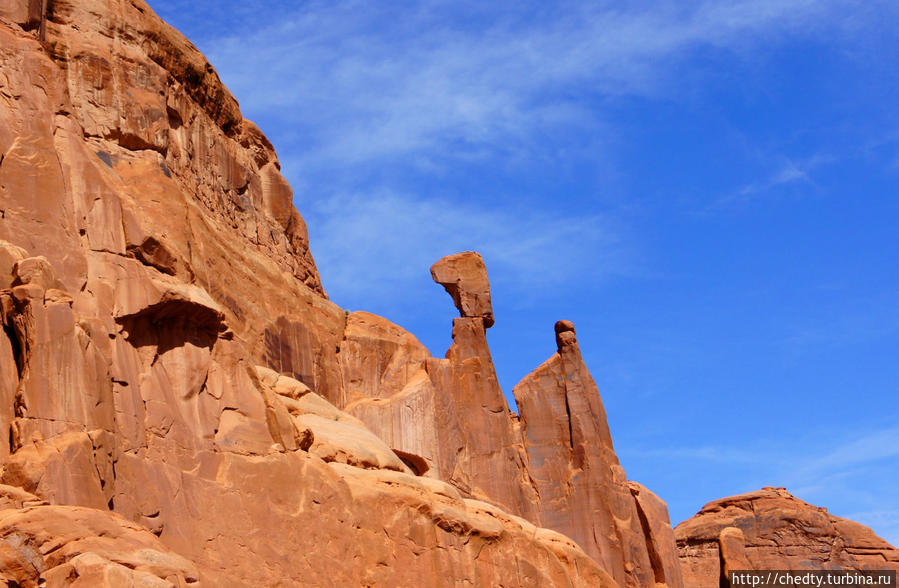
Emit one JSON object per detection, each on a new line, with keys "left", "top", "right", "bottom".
{"left": 562, "top": 381, "right": 574, "bottom": 451}
{"left": 718, "top": 540, "right": 730, "bottom": 588}
{"left": 44, "top": 0, "right": 55, "bottom": 23}
{"left": 235, "top": 177, "right": 250, "bottom": 197}
{"left": 113, "top": 130, "right": 166, "bottom": 155}
{"left": 2, "top": 321, "right": 24, "bottom": 382}
{"left": 7, "top": 426, "right": 15, "bottom": 456}
{"left": 631, "top": 488, "right": 667, "bottom": 584}
{"left": 166, "top": 104, "right": 183, "bottom": 130}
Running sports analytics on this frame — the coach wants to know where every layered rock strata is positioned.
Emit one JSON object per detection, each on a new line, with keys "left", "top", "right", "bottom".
{"left": 0, "top": 189, "right": 610, "bottom": 586}
{"left": 0, "top": 485, "right": 199, "bottom": 587}
{"left": 675, "top": 487, "right": 899, "bottom": 587}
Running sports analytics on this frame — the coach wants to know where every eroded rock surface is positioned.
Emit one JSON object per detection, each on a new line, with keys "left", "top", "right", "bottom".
{"left": 514, "top": 321, "right": 684, "bottom": 588}
{"left": 342, "top": 254, "right": 540, "bottom": 521}
{"left": 675, "top": 487, "right": 899, "bottom": 587}
{"left": 0, "top": 1, "right": 628, "bottom": 584}
{"left": 430, "top": 251, "right": 494, "bottom": 327}
{"left": 0, "top": 485, "right": 199, "bottom": 588}
{"left": 2, "top": 0, "right": 892, "bottom": 586}
{"left": 0, "top": 0, "right": 345, "bottom": 406}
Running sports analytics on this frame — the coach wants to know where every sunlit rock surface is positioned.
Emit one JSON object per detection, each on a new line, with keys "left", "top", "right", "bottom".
{"left": 0, "top": 1, "right": 894, "bottom": 586}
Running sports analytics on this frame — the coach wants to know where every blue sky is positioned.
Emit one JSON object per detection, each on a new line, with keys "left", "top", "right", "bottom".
{"left": 149, "top": 1, "right": 899, "bottom": 544}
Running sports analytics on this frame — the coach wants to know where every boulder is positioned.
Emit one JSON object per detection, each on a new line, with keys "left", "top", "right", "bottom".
{"left": 0, "top": 502, "right": 199, "bottom": 587}
{"left": 430, "top": 251, "right": 494, "bottom": 327}
{"left": 675, "top": 487, "right": 899, "bottom": 586}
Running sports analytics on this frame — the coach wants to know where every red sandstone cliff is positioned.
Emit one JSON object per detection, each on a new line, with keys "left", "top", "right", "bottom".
{"left": 513, "top": 320, "right": 683, "bottom": 587}
{"left": 0, "top": 1, "right": 619, "bottom": 584}
{"left": 341, "top": 252, "right": 684, "bottom": 587}
{"left": 0, "top": 1, "right": 895, "bottom": 586}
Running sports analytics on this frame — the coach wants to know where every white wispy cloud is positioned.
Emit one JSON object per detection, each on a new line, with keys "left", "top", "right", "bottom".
{"left": 177, "top": 0, "right": 892, "bottom": 305}
{"left": 305, "top": 190, "right": 628, "bottom": 308}
{"left": 731, "top": 160, "right": 812, "bottom": 197}
{"left": 707, "top": 154, "right": 834, "bottom": 211}
{"left": 199, "top": 0, "right": 880, "bottom": 173}
{"left": 626, "top": 424, "right": 899, "bottom": 543}
{"left": 630, "top": 425, "right": 899, "bottom": 477}
{"left": 797, "top": 426, "right": 899, "bottom": 474}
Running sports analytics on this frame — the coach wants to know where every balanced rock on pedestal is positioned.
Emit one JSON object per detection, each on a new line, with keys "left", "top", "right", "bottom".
{"left": 430, "top": 251, "right": 494, "bottom": 328}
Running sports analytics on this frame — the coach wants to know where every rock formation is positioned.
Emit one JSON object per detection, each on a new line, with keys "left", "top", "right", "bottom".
{"left": 514, "top": 320, "right": 684, "bottom": 588}
{"left": 340, "top": 253, "right": 688, "bottom": 587}
{"left": 675, "top": 487, "right": 899, "bottom": 586}
{"left": 342, "top": 252, "right": 540, "bottom": 519}
{"left": 0, "top": 485, "right": 199, "bottom": 587}
{"left": 0, "top": 0, "right": 894, "bottom": 586}
{"left": 0, "top": 1, "right": 619, "bottom": 584}
{"left": 424, "top": 252, "right": 538, "bottom": 518}
{"left": 340, "top": 256, "right": 689, "bottom": 588}
{"left": 430, "top": 251, "right": 495, "bottom": 327}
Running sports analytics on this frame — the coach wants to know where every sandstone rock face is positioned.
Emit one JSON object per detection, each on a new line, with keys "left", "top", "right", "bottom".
{"left": 5, "top": 1, "right": 890, "bottom": 586}
{"left": 514, "top": 321, "right": 684, "bottom": 588}
{"left": 428, "top": 313, "right": 540, "bottom": 519}
{"left": 0, "top": 235, "right": 610, "bottom": 585}
{"left": 676, "top": 487, "right": 899, "bottom": 587}
{"left": 339, "top": 311, "right": 443, "bottom": 475}
{"left": 329, "top": 463, "right": 618, "bottom": 588}
{"left": 342, "top": 255, "right": 540, "bottom": 521}
{"left": 718, "top": 526, "right": 752, "bottom": 585}
{"left": 338, "top": 263, "right": 691, "bottom": 585}
{"left": 629, "top": 481, "right": 686, "bottom": 588}
{"left": 0, "top": 1, "right": 631, "bottom": 584}
{"left": 338, "top": 311, "right": 432, "bottom": 408}
{"left": 0, "top": 485, "right": 199, "bottom": 587}
{"left": 0, "top": 0, "right": 346, "bottom": 405}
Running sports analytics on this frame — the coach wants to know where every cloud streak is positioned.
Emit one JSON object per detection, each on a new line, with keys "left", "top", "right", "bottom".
{"left": 626, "top": 424, "right": 899, "bottom": 541}
{"left": 707, "top": 153, "right": 839, "bottom": 211}
{"left": 305, "top": 190, "right": 628, "bottom": 309}
{"left": 198, "top": 0, "right": 882, "bottom": 174}
{"left": 628, "top": 425, "right": 899, "bottom": 475}
{"left": 798, "top": 426, "right": 899, "bottom": 474}
{"left": 173, "top": 0, "right": 895, "bottom": 307}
